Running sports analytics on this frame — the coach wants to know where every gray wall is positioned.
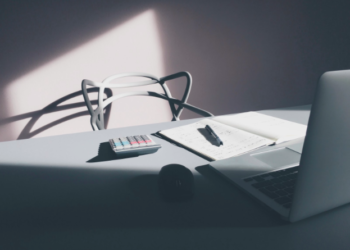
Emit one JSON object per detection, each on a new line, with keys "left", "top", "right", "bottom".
{"left": 0, "top": 0, "right": 350, "bottom": 141}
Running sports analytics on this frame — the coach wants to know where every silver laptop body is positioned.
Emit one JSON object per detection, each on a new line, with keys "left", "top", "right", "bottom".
{"left": 210, "top": 70, "right": 350, "bottom": 222}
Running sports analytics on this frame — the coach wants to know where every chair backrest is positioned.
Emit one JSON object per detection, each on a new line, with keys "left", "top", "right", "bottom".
{"left": 81, "top": 71, "right": 213, "bottom": 130}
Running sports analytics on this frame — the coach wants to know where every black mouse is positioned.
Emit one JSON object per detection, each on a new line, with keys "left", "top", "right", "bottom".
{"left": 158, "top": 164, "right": 194, "bottom": 201}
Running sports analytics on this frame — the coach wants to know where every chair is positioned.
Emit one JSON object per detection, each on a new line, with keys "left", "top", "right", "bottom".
{"left": 81, "top": 71, "right": 213, "bottom": 130}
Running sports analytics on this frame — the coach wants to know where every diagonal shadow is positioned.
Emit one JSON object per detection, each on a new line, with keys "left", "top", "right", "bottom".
{"left": 87, "top": 142, "right": 140, "bottom": 163}
{"left": 0, "top": 88, "right": 112, "bottom": 140}
{"left": 0, "top": 163, "right": 286, "bottom": 230}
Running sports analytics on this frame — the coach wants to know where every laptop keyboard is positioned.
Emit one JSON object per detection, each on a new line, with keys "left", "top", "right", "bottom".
{"left": 243, "top": 166, "right": 299, "bottom": 209}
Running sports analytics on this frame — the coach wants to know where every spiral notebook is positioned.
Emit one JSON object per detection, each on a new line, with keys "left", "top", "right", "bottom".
{"left": 159, "top": 112, "right": 307, "bottom": 161}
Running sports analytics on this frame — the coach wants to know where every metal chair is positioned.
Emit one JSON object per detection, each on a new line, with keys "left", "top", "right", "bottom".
{"left": 81, "top": 71, "right": 213, "bottom": 130}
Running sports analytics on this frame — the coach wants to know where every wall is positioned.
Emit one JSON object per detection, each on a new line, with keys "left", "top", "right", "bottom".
{"left": 0, "top": 0, "right": 349, "bottom": 142}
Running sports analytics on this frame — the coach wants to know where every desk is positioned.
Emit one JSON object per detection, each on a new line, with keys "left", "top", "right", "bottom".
{"left": 0, "top": 105, "right": 349, "bottom": 250}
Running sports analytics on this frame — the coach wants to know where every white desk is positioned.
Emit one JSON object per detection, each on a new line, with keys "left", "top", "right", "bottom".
{"left": 0, "top": 105, "right": 349, "bottom": 250}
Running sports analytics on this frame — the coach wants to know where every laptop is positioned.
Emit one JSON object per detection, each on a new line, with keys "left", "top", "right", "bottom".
{"left": 210, "top": 69, "right": 350, "bottom": 222}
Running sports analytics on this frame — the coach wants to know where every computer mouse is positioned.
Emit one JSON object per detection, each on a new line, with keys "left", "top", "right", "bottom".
{"left": 158, "top": 164, "right": 194, "bottom": 201}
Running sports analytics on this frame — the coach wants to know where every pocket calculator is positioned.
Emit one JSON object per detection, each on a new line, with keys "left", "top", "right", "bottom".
{"left": 109, "top": 135, "right": 161, "bottom": 157}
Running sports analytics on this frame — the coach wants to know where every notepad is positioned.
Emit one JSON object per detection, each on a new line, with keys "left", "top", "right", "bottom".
{"left": 159, "top": 112, "right": 307, "bottom": 161}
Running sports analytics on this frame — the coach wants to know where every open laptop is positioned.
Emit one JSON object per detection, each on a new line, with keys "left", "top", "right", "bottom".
{"left": 210, "top": 70, "right": 350, "bottom": 222}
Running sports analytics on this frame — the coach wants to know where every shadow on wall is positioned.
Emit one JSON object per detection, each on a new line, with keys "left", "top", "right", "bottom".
{"left": 0, "top": 6, "right": 173, "bottom": 142}
{"left": 0, "top": 0, "right": 148, "bottom": 139}
{"left": 0, "top": 88, "right": 112, "bottom": 140}
{"left": 156, "top": 0, "right": 350, "bottom": 119}
{"left": 1, "top": 0, "right": 350, "bottom": 142}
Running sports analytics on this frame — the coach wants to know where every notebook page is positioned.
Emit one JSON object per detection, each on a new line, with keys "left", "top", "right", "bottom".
{"left": 213, "top": 112, "right": 307, "bottom": 144}
{"left": 159, "top": 119, "right": 274, "bottom": 161}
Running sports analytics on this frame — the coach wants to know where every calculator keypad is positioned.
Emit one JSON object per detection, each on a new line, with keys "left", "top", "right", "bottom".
{"left": 109, "top": 135, "right": 161, "bottom": 157}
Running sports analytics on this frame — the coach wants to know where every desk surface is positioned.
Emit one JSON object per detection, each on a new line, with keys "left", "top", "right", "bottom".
{"left": 1, "top": 105, "right": 349, "bottom": 250}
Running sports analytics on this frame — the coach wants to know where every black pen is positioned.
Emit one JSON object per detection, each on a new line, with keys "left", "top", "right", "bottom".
{"left": 205, "top": 125, "right": 224, "bottom": 146}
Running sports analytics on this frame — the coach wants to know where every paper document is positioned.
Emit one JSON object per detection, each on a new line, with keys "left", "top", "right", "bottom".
{"left": 160, "top": 119, "right": 273, "bottom": 160}
{"left": 213, "top": 112, "right": 307, "bottom": 144}
{"left": 159, "top": 112, "right": 307, "bottom": 161}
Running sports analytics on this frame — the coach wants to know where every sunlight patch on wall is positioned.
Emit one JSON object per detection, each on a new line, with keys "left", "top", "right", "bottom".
{"left": 4, "top": 10, "right": 170, "bottom": 141}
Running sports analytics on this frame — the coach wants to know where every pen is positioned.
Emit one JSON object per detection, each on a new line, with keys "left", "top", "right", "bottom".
{"left": 205, "top": 125, "right": 224, "bottom": 146}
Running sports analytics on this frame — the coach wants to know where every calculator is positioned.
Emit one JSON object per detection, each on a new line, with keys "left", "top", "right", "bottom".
{"left": 109, "top": 135, "right": 161, "bottom": 157}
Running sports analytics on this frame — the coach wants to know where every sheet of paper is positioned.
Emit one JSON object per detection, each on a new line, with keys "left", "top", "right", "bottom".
{"left": 160, "top": 119, "right": 274, "bottom": 161}
{"left": 213, "top": 112, "right": 307, "bottom": 144}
